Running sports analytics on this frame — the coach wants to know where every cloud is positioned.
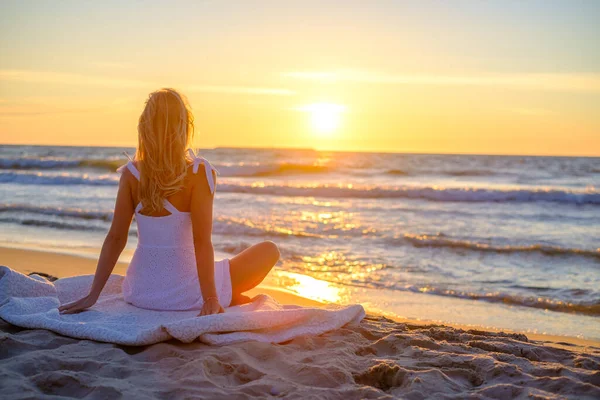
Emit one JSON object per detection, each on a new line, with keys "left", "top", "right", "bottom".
{"left": 0, "top": 103, "right": 102, "bottom": 116}
{"left": 0, "top": 70, "right": 148, "bottom": 88}
{"left": 0, "top": 109, "right": 97, "bottom": 116}
{"left": 507, "top": 107, "right": 552, "bottom": 116}
{"left": 294, "top": 103, "right": 347, "bottom": 113}
{"left": 91, "top": 61, "right": 135, "bottom": 69}
{"left": 186, "top": 85, "right": 294, "bottom": 96}
{"left": 0, "top": 96, "right": 141, "bottom": 117}
{"left": 283, "top": 70, "right": 600, "bottom": 92}
{"left": 0, "top": 69, "right": 295, "bottom": 96}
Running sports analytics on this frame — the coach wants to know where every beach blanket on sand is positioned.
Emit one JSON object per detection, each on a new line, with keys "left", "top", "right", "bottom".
{"left": 0, "top": 266, "right": 365, "bottom": 346}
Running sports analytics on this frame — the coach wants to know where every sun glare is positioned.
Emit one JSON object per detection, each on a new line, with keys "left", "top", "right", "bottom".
{"left": 298, "top": 103, "right": 346, "bottom": 135}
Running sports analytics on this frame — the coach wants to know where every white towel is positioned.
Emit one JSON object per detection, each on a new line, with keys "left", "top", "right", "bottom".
{"left": 0, "top": 266, "right": 365, "bottom": 346}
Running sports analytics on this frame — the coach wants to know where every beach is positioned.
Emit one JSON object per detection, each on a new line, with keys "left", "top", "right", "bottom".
{"left": 1, "top": 145, "right": 600, "bottom": 398}
{"left": 2, "top": 246, "right": 600, "bottom": 399}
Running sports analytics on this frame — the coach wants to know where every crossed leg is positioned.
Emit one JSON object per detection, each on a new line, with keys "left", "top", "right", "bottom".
{"left": 228, "top": 241, "right": 280, "bottom": 305}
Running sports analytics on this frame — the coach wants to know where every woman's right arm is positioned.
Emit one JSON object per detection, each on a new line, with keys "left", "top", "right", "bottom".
{"left": 190, "top": 167, "right": 223, "bottom": 316}
{"left": 59, "top": 171, "right": 134, "bottom": 314}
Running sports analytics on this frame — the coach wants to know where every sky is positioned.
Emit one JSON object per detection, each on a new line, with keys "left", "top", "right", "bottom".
{"left": 0, "top": 0, "right": 599, "bottom": 156}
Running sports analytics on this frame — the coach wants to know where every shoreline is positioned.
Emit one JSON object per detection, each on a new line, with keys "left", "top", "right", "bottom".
{"left": 2, "top": 245, "right": 598, "bottom": 350}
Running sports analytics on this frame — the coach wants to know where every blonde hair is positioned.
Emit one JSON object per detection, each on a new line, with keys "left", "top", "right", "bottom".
{"left": 135, "top": 88, "right": 194, "bottom": 214}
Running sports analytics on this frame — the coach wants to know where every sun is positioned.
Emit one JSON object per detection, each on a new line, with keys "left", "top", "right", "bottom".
{"left": 298, "top": 103, "right": 346, "bottom": 135}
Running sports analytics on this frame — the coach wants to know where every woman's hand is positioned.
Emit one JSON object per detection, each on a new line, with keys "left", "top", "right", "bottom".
{"left": 58, "top": 294, "right": 98, "bottom": 314}
{"left": 198, "top": 297, "right": 224, "bottom": 316}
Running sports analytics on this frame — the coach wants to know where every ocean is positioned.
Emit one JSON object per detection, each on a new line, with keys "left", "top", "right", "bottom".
{"left": 1, "top": 145, "right": 599, "bottom": 340}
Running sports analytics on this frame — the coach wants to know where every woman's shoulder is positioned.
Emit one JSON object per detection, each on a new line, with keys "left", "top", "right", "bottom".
{"left": 116, "top": 160, "right": 140, "bottom": 181}
{"left": 186, "top": 150, "right": 218, "bottom": 173}
{"left": 185, "top": 151, "right": 218, "bottom": 194}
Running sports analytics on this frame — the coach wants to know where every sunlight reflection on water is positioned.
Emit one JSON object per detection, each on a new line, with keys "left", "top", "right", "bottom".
{"left": 270, "top": 270, "right": 347, "bottom": 303}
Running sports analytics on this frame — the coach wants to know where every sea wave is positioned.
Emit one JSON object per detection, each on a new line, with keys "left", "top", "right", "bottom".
{"left": 385, "top": 168, "right": 491, "bottom": 177}
{"left": 4, "top": 204, "right": 597, "bottom": 262}
{"left": 80, "top": 159, "right": 124, "bottom": 171}
{"left": 0, "top": 171, "right": 118, "bottom": 186}
{"left": 0, "top": 156, "right": 332, "bottom": 177}
{"left": 0, "top": 156, "right": 497, "bottom": 178}
{"left": 219, "top": 163, "right": 331, "bottom": 177}
{"left": 384, "top": 168, "right": 408, "bottom": 175}
{"left": 0, "top": 204, "right": 113, "bottom": 221}
{"left": 0, "top": 216, "right": 108, "bottom": 232}
{"left": 0, "top": 204, "right": 318, "bottom": 237}
{"left": 0, "top": 157, "right": 123, "bottom": 171}
{"left": 0, "top": 205, "right": 367, "bottom": 239}
{"left": 0, "top": 214, "right": 313, "bottom": 241}
{"left": 2, "top": 171, "right": 599, "bottom": 204}
{"left": 0, "top": 157, "right": 81, "bottom": 170}
{"left": 398, "top": 284, "right": 600, "bottom": 316}
{"left": 400, "top": 233, "right": 600, "bottom": 260}
{"left": 217, "top": 183, "right": 600, "bottom": 205}
{"left": 213, "top": 216, "right": 321, "bottom": 239}
{"left": 443, "top": 170, "right": 492, "bottom": 177}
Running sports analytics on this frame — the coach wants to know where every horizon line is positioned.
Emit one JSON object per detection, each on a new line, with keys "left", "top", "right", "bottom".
{"left": 1, "top": 142, "right": 598, "bottom": 159}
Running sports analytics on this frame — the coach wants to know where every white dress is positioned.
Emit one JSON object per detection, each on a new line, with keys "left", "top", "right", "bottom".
{"left": 117, "top": 149, "right": 232, "bottom": 311}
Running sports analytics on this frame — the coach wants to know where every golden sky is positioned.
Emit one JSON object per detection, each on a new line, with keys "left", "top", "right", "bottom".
{"left": 1, "top": 1, "right": 599, "bottom": 156}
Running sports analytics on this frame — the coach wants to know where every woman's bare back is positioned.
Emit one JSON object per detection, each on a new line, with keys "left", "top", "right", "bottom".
{"left": 126, "top": 160, "right": 215, "bottom": 217}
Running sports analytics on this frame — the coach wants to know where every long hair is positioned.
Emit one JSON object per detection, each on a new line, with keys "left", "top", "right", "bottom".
{"left": 135, "top": 88, "right": 194, "bottom": 214}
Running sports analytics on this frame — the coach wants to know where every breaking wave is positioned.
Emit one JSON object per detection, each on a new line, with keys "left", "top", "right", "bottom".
{"left": 396, "top": 284, "right": 600, "bottom": 316}
{"left": 218, "top": 163, "right": 331, "bottom": 177}
{"left": 0, "top": 157, "right": 123, "bottom": 171}
{"left": 0, "top": 156, "right": 332, "bottom": 177}
{"left": 0, "top": 204, "right": 113, "bottom": 221}
{"left": 400, "top": 233, "right": 600, "bottom": 260}
{"left": 216, "top": 183, "right": 600, "bottom": 205}
{"left": 0, "top": 205, "right": 371, "bottom": 239}
{"left": 2, "top": 171, "right": 598, "bottom": 205}
{"left": 0, "top": 171, "right": 118, "bottom": 186}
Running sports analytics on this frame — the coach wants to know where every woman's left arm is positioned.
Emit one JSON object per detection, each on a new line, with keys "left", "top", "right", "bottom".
{"left": 59, "top": 171, "right": 135, "bottom": 314}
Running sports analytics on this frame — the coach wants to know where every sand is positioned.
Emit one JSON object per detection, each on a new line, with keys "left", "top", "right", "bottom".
{"left": 1, "top": 247, "right": 600, "bottom": 399}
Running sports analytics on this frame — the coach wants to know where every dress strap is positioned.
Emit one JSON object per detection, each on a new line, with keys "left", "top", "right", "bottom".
{"left": 126, "top": 161, "right": 140, "bottom": 181}
{"left": 187, "top": 149, "right": 218, "bottom": 194}
{"left": 116, "top": 152, "right": 140, "bottom": 180}
{"left": 117, "top": 155, "right": 180, "bottom": 215}
{"left": 117, "top": 160, "right": 140, "bottom": 181}
{"left": 134, "top": 200, "right": 179, "bottom": 215}
{"left": 162, "top": 199, "right": 180, "bottom": 215}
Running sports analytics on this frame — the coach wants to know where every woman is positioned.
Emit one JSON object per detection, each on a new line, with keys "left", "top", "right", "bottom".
{"left": 58, "top": 88, "right": 280, "bottom": 316}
